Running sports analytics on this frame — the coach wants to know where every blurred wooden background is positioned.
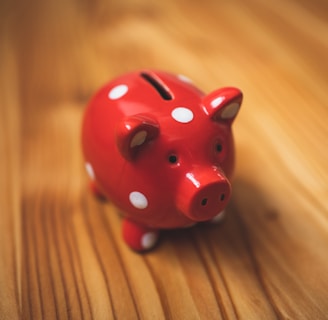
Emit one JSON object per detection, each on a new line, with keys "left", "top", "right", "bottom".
{"left": 1, "top": 0, "right": 328, "bottom": 319}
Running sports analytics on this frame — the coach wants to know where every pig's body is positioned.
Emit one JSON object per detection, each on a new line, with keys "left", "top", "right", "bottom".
{"left": 82, "top": 70, "right": 242, "bottom": 251}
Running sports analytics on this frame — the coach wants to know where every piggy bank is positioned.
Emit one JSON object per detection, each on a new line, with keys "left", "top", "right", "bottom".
{"left": 82, "top": 70, "right": 243, "bottom": 251}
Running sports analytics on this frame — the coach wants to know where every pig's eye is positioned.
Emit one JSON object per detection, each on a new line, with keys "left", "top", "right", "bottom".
{"left": 168, "top": 154, "right": 178, "bottom": 164}
{"left": 216, "top": 143, "right": 223, "bottom": 152}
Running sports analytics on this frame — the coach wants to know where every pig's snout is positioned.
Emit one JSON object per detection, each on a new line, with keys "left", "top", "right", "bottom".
{"left": 177, "top": 168, "right": 231, "bottom": 221}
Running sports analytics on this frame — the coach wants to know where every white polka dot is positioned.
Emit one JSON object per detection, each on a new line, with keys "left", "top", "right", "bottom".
{"left": 129, "top": 191, "right": 148, "bottom": 209}
{"left": 177, "top": 74, "right": 193, "bottom": 83}
{"left": 171, "top": 107, "right": 194, "bottom": 123}
{"left": 141, "top": 232, "right": 158, "bottom": 250}
{"left": 210, "top": 210, "right": 226, "bottom": 224}
{"left": 130, "top": 130, "right": 147, "bottom": 148}
{"left": 221, "top": 103, "right": 240, "bottom": 119}
{"left": 85, "top": 162, "right": 95, "bottom": 180}
{"left": 108, "top": 84, "right": 128, "bottom": 100}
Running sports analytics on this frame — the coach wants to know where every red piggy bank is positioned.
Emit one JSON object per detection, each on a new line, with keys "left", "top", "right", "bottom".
{"left": 82, "top": 70, "right": 243, "bottom": 251}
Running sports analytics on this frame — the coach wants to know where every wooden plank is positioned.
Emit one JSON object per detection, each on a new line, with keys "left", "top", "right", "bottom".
{"left": 0, "top": 22, "right": 21, "bottom": 319}
{"left": 1, "top": 0, "right": 328, "bottom": 318}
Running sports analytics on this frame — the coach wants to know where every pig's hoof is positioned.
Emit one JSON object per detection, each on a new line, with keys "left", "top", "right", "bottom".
{"left": 140, "top": 232, "right": 159, "bottom": 251}
{"left": 210, "top": 210, "right": 226, "bottom": 224}
{"left": 122, "top": 219, "right": 159, "bottom": 252}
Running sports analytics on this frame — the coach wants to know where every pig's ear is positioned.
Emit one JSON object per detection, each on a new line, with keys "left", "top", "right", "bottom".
{"left": 202, "top": 87, "right": 243, "bottom": 124}
{"left": 116, "top": 114, "right": 160, "bottom": 160}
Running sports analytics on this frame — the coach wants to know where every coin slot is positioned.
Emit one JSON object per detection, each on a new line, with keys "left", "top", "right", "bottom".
{"left": 141, "top": 72, "right": 173, "bottom": 100}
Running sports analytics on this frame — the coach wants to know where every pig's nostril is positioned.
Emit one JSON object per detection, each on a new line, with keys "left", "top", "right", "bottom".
{"left": 220, "top": 194, "right": 225, "bottom": 201}
{"left": 201, "top": 198, "right": 208, "bottom": 206}
{"left": 168, "top": 154, "right": 178, "bottom": 164}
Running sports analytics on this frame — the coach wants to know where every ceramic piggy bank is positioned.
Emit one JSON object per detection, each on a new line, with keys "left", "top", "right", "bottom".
{"left": 82, "top": 70, "right": 243, "bottom": 251}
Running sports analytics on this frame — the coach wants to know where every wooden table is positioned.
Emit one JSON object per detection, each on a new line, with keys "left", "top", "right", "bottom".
{"left": 1, "top": 0, "right": 328, "bottom": 318}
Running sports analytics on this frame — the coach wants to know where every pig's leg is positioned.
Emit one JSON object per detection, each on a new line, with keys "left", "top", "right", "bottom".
{"left": 89, "top": 181, "right": 107, "bottom": 201}
{"left": 122, "top": 219, "right": 159, "bottom": 251}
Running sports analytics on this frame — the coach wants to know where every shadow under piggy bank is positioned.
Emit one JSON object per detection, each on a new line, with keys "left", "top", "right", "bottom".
{"left": 160, "top": 177, "right": 279, "bottom": 265}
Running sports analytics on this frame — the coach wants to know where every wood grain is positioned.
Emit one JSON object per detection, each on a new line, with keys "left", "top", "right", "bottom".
{"left": 1, "top": 0, "right": 328, "bottom": 319}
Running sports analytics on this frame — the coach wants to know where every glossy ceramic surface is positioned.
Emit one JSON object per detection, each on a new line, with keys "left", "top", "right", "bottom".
{"left": 82, "top": 70, "right": 243, "bottom": 251}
